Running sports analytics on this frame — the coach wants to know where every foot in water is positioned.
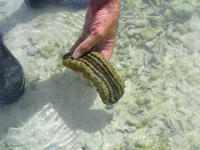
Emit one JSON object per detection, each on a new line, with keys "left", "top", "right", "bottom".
{"left": 0, "top": 34, "right": 25, "bottom": 105}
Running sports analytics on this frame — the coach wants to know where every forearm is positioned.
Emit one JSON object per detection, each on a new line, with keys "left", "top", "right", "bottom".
{"left": 89, "top": 0, "right": 120, "bottom": 12}
{"left": 89, "top": 0, "right": 120, "bottom": 9}
{"left": 90, "top": 0, "right": 111, "bottom": 5}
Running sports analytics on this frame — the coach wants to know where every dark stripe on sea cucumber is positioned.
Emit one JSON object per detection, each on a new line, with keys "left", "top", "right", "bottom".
{"left": 83, "top": 54, "right": 118, "bottom": 102}
{"left": 63, "top": 52, "right": 73, "bottom": 59}
{"left": 86, "top": 53, "right": 123, "bottom": 98}
{"left": 77, "top": 58, "right": 114, "bottom": 104}
{"left": 88, "top": 52, "right": 124, "bottom": 97}
{"left": 78, "top": 58, "right": 114, "bottom": 104}
{"left": 63, "top": 51, "right": 125, "bottom": 104}
{"left": 84, "top": 54, "right": 120, "bottom": 102}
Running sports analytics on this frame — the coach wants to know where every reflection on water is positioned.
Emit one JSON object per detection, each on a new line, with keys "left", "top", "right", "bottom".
{"left": 0, "top": 0, "right": 89, "bottom": 34}
{"left": 0, "top": 0, "right": 200, "bottom": 149}
{"left": 5, "top": 103, "right": 77, "bottom": 149}
{"left": 0, "top": 71, "right": 113, "bottom": 148}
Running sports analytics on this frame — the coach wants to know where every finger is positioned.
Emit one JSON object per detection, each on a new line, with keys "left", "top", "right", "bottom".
{"left": 101, "top": 48, "right": 113, "bottom": 61}
{"left": 70, "top": 33, "right": 87, "bottom": 52}
{"left": 73, "top": 32, "right": 103, "bottom": 58}
{"left": 93, "top": 41, "right": 115, "bottom": 61}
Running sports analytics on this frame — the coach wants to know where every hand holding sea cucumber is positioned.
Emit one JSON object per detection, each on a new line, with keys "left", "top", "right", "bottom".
{"left": 71, "top": 0, "right": 120, "bottom": 61}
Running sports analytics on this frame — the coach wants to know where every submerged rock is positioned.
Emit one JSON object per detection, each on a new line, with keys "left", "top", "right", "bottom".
{"left": 169, "top": 2, "right": 194, "bottom": 23}
{"left": 24, "top": 0, "right": 60, "bottom": 8}
{"left": 0, "top": 34, "right": 25, "bottom": 105}
{"left": 24, "top": 0, "right": 89, "bottom": 9}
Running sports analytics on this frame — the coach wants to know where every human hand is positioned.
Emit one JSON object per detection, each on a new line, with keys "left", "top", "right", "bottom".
{"left": 70, "top": 0, "right": 120, "bottom": 61}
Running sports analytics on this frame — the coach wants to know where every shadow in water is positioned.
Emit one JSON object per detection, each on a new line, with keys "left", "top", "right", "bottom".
{"left": 0, "top": 70, "right": 113, "bottom": 140}
{"left": 0, "top": 0, "right": 89, "bottom": 34}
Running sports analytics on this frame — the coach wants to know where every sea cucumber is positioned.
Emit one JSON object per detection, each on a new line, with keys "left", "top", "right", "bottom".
{"left": 63, "top": 51, "right": 125, "bottom": 105}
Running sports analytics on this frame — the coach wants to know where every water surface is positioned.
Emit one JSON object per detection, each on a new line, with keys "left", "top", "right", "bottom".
{"left": 0, "top": 0, "right": 200, "bottom": 149}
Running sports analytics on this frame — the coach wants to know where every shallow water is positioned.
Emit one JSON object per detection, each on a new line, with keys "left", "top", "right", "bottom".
{"left": 0, "top": 0, "right": 200, "bottom": 149}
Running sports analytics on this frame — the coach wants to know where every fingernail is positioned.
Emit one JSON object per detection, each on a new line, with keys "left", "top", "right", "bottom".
{"left": 73, "top": 51, "right": 81, "bottom": 58}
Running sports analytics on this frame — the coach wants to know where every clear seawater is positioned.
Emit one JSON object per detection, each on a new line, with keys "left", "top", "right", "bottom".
{"left": 0, "top": 0, "right": 200, "bottom": 149}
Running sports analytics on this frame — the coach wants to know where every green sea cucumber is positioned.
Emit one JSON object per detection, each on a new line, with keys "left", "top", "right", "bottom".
{"left": 63, "top": 51, "right": 125, "bottom": 105}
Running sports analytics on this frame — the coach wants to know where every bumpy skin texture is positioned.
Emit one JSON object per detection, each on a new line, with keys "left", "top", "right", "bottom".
{"left": 63, "top": 51, "right": 125, "bottom": 105}
{"left": 0, "top": 35, "right": 25, "bottom": 105}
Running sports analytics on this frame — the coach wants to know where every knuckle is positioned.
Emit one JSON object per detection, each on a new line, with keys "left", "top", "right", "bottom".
{"left": 80, "top": 44, "right": 90, "bottom": 52}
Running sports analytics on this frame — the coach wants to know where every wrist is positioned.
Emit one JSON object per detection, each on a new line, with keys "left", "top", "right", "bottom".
{"left": 90, "top": 0, "right": 108, "bottom": 5}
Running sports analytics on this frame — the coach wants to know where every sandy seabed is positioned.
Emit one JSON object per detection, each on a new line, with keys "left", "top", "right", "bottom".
{"left": 0, "top": 0, "right": 200, "bottom": 149}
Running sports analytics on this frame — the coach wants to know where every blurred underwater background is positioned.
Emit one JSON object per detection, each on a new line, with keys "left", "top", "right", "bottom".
{"left": 0, "top": 0, "right": 200, "bottom": 149}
